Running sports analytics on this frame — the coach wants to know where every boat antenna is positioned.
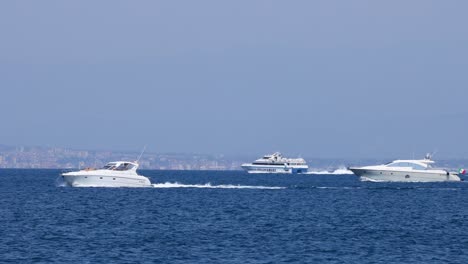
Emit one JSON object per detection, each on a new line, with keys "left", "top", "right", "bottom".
{"left": 425, "top": 149, "right": 438, "bottom": 160}
{"left": 136, "top": 145, "right": 147, "bottom": 164}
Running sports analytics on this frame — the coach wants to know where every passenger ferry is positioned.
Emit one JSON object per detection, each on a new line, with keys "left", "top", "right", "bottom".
{"left": 241, "top": 152, "right": 308, "bottom": 174}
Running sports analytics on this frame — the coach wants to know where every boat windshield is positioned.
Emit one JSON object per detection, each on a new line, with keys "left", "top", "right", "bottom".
{"left": 115, "top": 163, "right": 135, "bottom": 171}
{"left": 102, "top": 164, "right": 117, "bottom": 170}
{"left": 386, "top": 162, "right": 427, "bottom": 170}
{"left": 101, "top": 163, "right": 135, "bottom": 171}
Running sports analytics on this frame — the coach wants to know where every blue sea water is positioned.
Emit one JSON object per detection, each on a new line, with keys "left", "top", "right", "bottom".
{"left": 1, "top": 169, "right": 468, "bottom": 263}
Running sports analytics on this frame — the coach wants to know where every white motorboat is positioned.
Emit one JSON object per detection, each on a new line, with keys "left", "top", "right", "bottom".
{"left": 349, "top": 154, "right": 461, "bottom": 182}
{"left": 241, "top": 152, "right": 308, "bottom": 174}
{"left": 61, "top": 161, "right": 152, "bottom": 187}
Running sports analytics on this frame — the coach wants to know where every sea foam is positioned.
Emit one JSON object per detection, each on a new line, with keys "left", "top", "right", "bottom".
{"left": 151, "top": 182, "right": 285, "bottom": 189}
{"left": 306, "top": 168, "right": 354, "bottom": 175}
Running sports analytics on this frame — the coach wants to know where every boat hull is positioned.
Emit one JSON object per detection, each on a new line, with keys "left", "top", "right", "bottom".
{"left": 61, "top": 174, "right": 152, "bottom": 187}
{"left": 350, "top": 168, "right": 461, "bottom": 182}
{"left": 241, "top": 164, "right": 308, "bottom": 174}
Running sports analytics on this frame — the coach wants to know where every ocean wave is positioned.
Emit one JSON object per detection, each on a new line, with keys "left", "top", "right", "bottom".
{"left": 151, "top": 182, "right": 285, "bottom": 190}
{"left": 315, "top": 186, "right": 362, "bottom": 190}
{"left": 55, "top": 177, "right": 68, "bottom": 187}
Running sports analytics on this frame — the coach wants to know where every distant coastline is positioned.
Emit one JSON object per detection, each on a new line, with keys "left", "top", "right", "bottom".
{"left": 0, "top": 144, "right": 466, "bottom": 171}
{"left": 0, "top": 144, "right": 241, "bottom": 170}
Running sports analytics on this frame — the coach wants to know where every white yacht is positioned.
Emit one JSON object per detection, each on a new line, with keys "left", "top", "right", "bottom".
{"left": 349, "top": 154, "right": 461, "bottom": 182}
{"left": 241, "top": 152, "right": 308, "bottom": 174}
{"left": 61, "top": 161, "right": 152, "bottom": 187}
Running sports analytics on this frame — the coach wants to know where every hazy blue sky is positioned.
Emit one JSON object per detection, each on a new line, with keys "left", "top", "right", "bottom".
{"left": 1, "top": 1, "right": 467, "bottom": 159}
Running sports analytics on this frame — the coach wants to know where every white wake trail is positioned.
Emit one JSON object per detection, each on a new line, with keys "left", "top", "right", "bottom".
{"left": 306, "top": 168, "right": 354, "bottom": 175}
{"left": 151, "top": 182, "right": 285, "bottom": 190}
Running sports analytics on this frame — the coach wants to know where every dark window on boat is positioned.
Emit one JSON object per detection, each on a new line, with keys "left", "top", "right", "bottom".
{"left": 115, "top": 163, "right": 135, "bottom": 171}
{"left": 252, "top": 162, "right": 287, "bottom": 166}
{"left": 103, "top": 164, "right": 117, "bottom": 170}
{"left": 115, "top": 163, "right": 127, "bottom": 171}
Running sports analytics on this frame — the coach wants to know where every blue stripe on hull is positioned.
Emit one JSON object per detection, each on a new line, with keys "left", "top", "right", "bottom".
{"left": 291, "top": 168, "right": 308, "bottom": 174}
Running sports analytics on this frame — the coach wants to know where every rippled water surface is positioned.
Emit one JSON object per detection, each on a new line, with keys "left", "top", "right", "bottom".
{"left": 1, "top": 169, "right": 468, "bottom": 263}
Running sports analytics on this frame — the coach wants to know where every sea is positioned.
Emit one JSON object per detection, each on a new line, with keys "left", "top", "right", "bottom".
{"left": 1, "top": 169, "right": 468, "bottom": 263}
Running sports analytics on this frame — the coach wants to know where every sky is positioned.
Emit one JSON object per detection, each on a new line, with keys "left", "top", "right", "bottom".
{"left": 1, "top": 1, "right": 468, "bottom": 159}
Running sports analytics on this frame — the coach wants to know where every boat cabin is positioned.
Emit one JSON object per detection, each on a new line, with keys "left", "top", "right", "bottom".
{"left": 384, "top": 160, "right": 433, "bottom": 170}
{"left": 101, "top": 161, "right": 138, "bottom": 171}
